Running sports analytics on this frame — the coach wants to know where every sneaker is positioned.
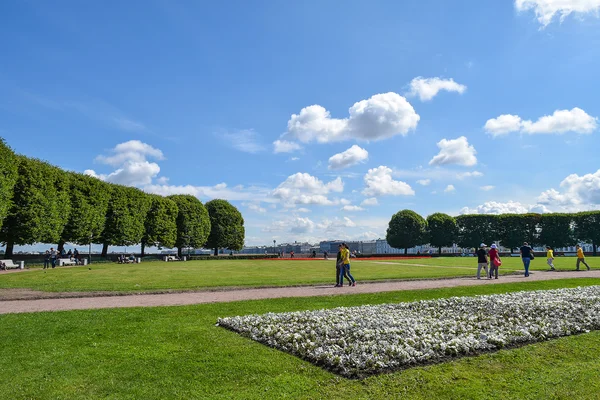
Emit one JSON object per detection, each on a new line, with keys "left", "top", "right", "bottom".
{"left": 352, "top": 282, "right": 356, "bottom": 287}
{"left": 587, "top": 266, "right": 591, "bottom": 271}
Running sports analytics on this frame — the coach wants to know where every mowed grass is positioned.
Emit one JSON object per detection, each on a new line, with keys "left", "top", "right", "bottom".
{"left": 1, "top": 278, "right": 599, "bottom": 399}
{"left": 0, "top": 256, "right": 598, "bottom": 293}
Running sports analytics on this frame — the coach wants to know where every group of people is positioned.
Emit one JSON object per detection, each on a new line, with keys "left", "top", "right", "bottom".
{"left": 43, "top": 247, "right": 81, "bottom": 269}
{"left": 335, "top": 243, "right": 357, "bottom": 287}
{"left": 476, "top": 242, "right": 592, "bottom": 279}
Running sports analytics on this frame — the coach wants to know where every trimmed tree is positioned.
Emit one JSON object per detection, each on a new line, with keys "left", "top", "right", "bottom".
{"left": 426, "top": 213, "right": 457, "bottom": 255}
{"left": 205, "top": 199, "right": 245, "bottom": 256}
{"left": 386, "top": 209, "right": 427, "bottom": 255}
{"left": 574, "top": 211, "right": 600, "bottom": 256}
{"left": 60, "top": 173, "right": 111, "bottom": 249}
{"left": 167, "top": 195, "right": 211, "bottom": 257}
{"left": 0, "top": 138, "right": 18, "bottom": 230}
{"left": 100, "top": 185, "right": 151, "bottom": 256}
{"left": 456, "top": 215, "right": 499, "bottom": 249}
{"left": 0, "top": 156, "right": 71, "bottom": 258}
{"left": 539, "top": 213, "right": 574, "bottom": 249}
{"left": 141, "top": 195, "right": 178, "bottom": 256}
{"left": 497, "top": 213, "right": 541, "bottom": 252}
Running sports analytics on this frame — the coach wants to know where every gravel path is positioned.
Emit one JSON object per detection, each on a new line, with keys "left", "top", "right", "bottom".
{"left": 1, "top": 270, "right": 599, "bottom": 314}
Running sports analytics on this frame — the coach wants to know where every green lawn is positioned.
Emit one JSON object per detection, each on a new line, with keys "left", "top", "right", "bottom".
{"left": 1, "top": 278, "right": 599, "bottom": 399}
{"left": 0, "top": 256, "right": 597, "bottom": 293}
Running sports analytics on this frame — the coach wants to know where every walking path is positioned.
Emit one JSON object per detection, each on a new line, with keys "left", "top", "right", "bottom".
{"left": 1, "top": 270, "right": 599, "bottom": 314}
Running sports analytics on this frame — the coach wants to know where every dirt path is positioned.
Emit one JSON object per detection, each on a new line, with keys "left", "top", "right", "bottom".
{"left": 1, "top": 270, "right": 599, "bottom": 315}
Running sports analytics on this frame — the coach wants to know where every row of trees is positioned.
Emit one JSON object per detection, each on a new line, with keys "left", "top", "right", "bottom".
{"left": 386, "top": 210, "right": 600, "bottom": 255}
{"left": 0, "top": 138, "right": 245, "bottom": 258}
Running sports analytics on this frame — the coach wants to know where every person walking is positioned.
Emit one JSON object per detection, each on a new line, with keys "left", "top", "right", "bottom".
{"left": 335, "top": 244, "right": 350, "bottom": 287}
{"left": 50, "top": 247, "right": 58, "bottom": 268}
{"left": 43, "top": 250, "right": 50, "bottom": 269}
{"left": 520, "top": 242, "right": 533, "bottom": 277}
{"left": 476, "top": 243, "right": 489, "bottom": 280}
{"left": 340, "top": 243, "right": 356, "bottom": 287}
{"left": 488, "top": 244, "right": 500, "bottom": 279}
{"left": 546, "top": 246, "right": 556, "bottom": 271}
{"left": 576, "top": 245, "right": 591, "bottom": 271}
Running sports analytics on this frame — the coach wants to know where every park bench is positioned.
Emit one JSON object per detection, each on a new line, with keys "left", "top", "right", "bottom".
{"left": 164, "top": 255, "right": 181, "bottom": 262}
{"left": 1, "top": 260, "right": 24, "bottom": 270}
{"left": 58, "top": 258, "right": 77, "bottom": 266}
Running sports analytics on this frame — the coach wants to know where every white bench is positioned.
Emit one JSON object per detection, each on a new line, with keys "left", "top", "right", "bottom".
{"left": 58, "top": 258, "right": 77, "bottom": 266}
{"left": 164, "top": 255, "right": 180, "bottom": 262}
{"left": 2, "top": 260, "right": 24, "bottom": 270}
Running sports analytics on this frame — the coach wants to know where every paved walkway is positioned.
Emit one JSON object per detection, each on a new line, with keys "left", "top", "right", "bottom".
{"left": 1, "top": 270, "right": 599, "bottom": 314}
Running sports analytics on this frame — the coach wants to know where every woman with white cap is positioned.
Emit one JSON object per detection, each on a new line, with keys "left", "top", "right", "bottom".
{"left": 488, "top": 244, "right": 501, "bottom": 279}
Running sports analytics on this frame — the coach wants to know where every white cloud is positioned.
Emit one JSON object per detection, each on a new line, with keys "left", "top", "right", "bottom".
{"left": 361, "top": 197, "right": 379, "bottom": 206}
{"left": 444, "top": 184, "right": 456, "bottom": 193}
{"left": 272, "top": 173, "right": 344, "bottom": 206}
{"left": 290, "top": 217, "right": 316, "bottom": 234}
{"left": 318, "top": 217, "right": 356, "bottom": 231}
{"left": 219, "top": 129, "right": 265, "bottom": 153}
{"left": 283, "top": 92, "right": 420, "bottom": 144}
{"left": 515, "top": 0, "right": 600, "bottom": 27}
{"left": 485, "top": 108, "right": 597, "bottom": 137}
{"left": 273, "top": 140, "right": 302, "bottom": 154}
{"left": 328, "top": 145, "right": 369, "bottom": 170}
{"left": 296, "top": 207, "right": 311, "bottom": 213}
{"left": 144, "top": 182, "right": 273, "bottom": 203}
{"left": 245, "top": 203, "right": 267, "bottom": 214}
{"left": 394, "top": 167, "right": 483, "bottom": 181}
{"left": 429, "top": 136, "right": 477, "bottom": 167}
{"left": 537, "top": 169, "right": 600, "bottom": 210}
{"left": 289, "top": 157, "right": 300, "bottom": 161}
{"left": 407, "top": 77, "right": 467, "bottom": 102}
{"left": 417, "top": 179, "right": 431, "bottom": 186}
{"left": 362, "top": 166, "right": 415, "bottom": 197}
{"left": 156, "top": 176, "right": 169, "bottom": 184}
{"left": 341, "top": 205, "right": 364, "bottom": 212}
{"left": 480, "top": 185, "right": 495, "bottom": 191}
{"left": 456, "top": 171, "right": 484, "bottom": 180}
{"left": 460, "top": 201, "right": 549, "bottom": 215}
{"left": 96, "top": 140, "right": 164, "bottom": 167}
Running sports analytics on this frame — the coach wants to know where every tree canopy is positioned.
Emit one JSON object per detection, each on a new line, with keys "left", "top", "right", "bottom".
{"left": 141, "top": 195, "right": 179, "bottom": 255}
{"left": 426, "top": 213, "right": 457, "bottom": 254}
{"left": 0, "top": 138, "right": 18, "bottom": 230}
{"left": 205, "top": 199, "right": 245, "bottom": 255}
{"left": 168, "top": 194, "right": 211, "bottom": 257}
{"left": 386, "top": 210, "right": 427, "bottom": 255}
{"left": 539, "top": 213, "right": 574, "bottom": 249}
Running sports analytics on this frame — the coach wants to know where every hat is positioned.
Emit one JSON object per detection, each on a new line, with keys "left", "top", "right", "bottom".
{"left": 480, "top": 243, "right": 487, "bottom": 247}
{"left": 491, "top": 244, "right": 497, "bottom": 249}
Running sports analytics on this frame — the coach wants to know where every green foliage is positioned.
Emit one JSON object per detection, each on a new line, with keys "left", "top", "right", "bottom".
{"left": 168, "top": 195, "right": 211, "bottom": 252}
{"left": 497, "top": 213, "right": 541, "bottom": 250}
{"left": 101, "top": 185, "right": 151, "bottom": 247}
{"left": 539, "top": 213, "right": 574, "bottom": 249}
{"left": 205, "top": 199, "right": 245, "bottom": 252}
{"left": 0, "top": 138, "right": 18, "bottom": 229}
{"left": 574, "top": 211, "right": 600, "bottom": 249}
{"left": 386, "top": 210, "right": 427, "bottom": 253}
{"left": 61, "top": 173, "right": 111, "bottom": 245}
{"left": 456, "top": 215, "right": 499, "bottom": 249}
{"left": 0, "top": 156, "right": 71, "bottom": 248}
{"left": 426, "top": 213, "right": 457, "bottom": 253}
{"left": 142, "top": 195, "right": 178, "bottom": 251}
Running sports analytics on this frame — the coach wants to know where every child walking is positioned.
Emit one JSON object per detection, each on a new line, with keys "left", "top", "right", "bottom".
{"left": 546, "top": 246, "right": 555, "bottom": 271}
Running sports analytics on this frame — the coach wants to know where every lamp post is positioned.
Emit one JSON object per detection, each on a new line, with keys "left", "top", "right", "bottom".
{"left": 88, "top": 233, "right": 92, "bottom": 268}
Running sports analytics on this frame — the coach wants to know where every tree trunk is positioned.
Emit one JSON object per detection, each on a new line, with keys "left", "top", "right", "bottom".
{"left": 140, "top": 241, "right": 146, "bottom": 257}
{"left": 101, "top": 243, "right": 109, "bottom": 257}
{"left": 593, "top": 242, "right": 597, "bottom": 257}
{"left": 214, "top": 247, "right": 218, "bottom": 256}
{"left": 404, "top": 248, "right": 408, "bottom": 256}
{"left": 57, "top": 240, "right": 66, "bottom": 253}
{"left": 177, "top": 247, "right": 182, "bottom": 258}
{"left": 4, "top": 240, "right": 14, "bottom": 259}
{"left": 438, "top": 246, "right": 442, "bottom": 256}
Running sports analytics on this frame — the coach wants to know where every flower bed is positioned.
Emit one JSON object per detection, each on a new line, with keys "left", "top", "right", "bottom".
{"left": 217, "top": 286, "right": 600, "bottom": 378}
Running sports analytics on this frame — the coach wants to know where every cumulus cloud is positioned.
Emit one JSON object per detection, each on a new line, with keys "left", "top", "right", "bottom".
{"left": 95, "top": 140, "right": 164, "bottom": 167}
{"left": 283, "top": 92, "right": 420, "bottom": 144}
{"left": 362, "top": 166, "right": 415, "bottom": 197}
{"left": 219, "top": 129, "right": 265, "bottom": 153}
{"left": 318, "top": 217, "right": 356, "bottom": 231}
{"left": 460, "top": 201, "right": 549, "bottom": 215}
{"left": 485, "top": 108, "right": 597, "bottom": 137}
{"left": 429, "top": 136, "right": 477, "bottom": 167}
{"left": 444, "top": 184, "right": 456, "bottom": 193}
{"left": 456, "top": 171, "right": 484, "bottom": 180}
{"left": 273, "top": 140, "right": 302, "bottom": 153}
{"left": 537, "top": 169, "right": 600, "bottom": 210}
{"left": 515, "top": 0, "right": 600, "bottom": 27}
{"left": 272, "top": 173, "right": 344, "bottom": 206}
{"left": 144, "top": 182, "right": 273, "bottom": 203}
{"left": 290, "top": 217, "right": 316, "bottom": 234}
{"left": 480, "top": 185, "right": 495, "bottom": 191}
{"left": 341, "top": 205, "right": 364, "bottom": 212}
{"left": 408, "top": 77, "right": 467, "bottom": 101}
{"left": 417, "top": 179, "right": 431, "bottom": 186}
{"left": 245, "top": 203, "right": 267, "bottom": 213}
{"left": 328, "top": 145, "right": 369, "bottom": 170}
{"left": 361, "top": 197, "right": 379, "bottom": 206}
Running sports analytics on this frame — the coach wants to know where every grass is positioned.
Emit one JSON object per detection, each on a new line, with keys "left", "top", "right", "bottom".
{"left": 1, "top": 278, "right": 600, "bottom": 399}
{"left": 1, "top": 256, "right": 597, "bottom": 293}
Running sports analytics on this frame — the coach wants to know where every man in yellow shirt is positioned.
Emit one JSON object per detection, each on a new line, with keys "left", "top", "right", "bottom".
{"left": 339, "top": 243, "right": 356, "bottom": 287}
{"left": 546, "top": 246, "right": 555, "bottom": 271}
{"left": 576, "top": 245, "right": 590, "bottom": 271}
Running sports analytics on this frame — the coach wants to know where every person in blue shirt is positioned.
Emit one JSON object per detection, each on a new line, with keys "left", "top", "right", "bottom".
{"left": 520, "top": 242, "right": 533, "bottom": 277}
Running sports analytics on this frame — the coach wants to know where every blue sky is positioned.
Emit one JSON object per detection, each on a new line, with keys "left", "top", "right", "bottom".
{"left": 2, "top": 0, "right": 600, "bottom": 248}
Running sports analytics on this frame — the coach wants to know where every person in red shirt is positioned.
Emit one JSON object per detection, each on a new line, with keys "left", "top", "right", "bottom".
{"left": 488, "top": 244, "right": 501, "bottom": 279}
